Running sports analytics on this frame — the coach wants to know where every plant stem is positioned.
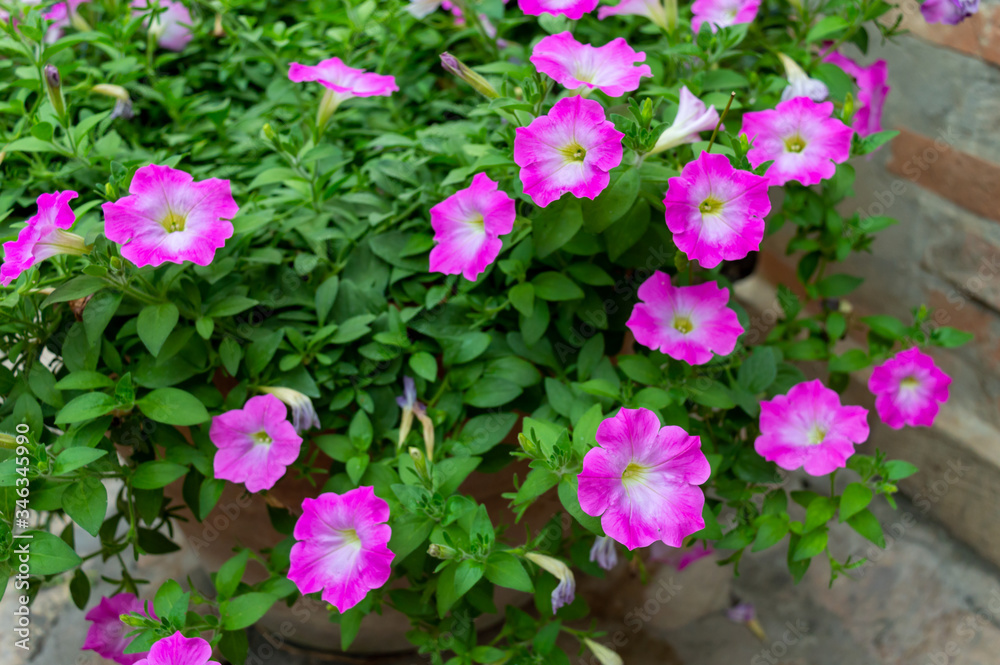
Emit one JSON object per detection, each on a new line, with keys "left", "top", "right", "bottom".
{"left": 706, "top": 92, "right": 736, "bottom": 154}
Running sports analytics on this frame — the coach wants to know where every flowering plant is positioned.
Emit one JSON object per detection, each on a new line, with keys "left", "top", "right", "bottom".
{"left": 0, "top": 0, "right": 975, "bottom": 664}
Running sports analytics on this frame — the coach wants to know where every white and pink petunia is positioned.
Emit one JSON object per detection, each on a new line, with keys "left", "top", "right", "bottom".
{"left": 102, "top": 164, "right": 238, "bottom": 268}
{"left": 135, "top": 633, "right": 220, "bottom": 665}
{"left": 868, "top": 348, "right": 951, "bottom": 429}
{"left": 598, "top": 0, "right": 673, "bottom": 30}
{"left": 529, "top": 32, "right": 652, "bottom": 98}
{"left": 650, "top": 86, "right": 720, "bottom": 155}
{"left": 740, "top": 97, "right": 854, "bottom": 187}
{"left": 519, "top": 0, "right": 599, "bottom": 20}
{"left": 755, "top": 379, "right": 870, "bottom": 476}
{"left": 691, "top": 0, "right": 760, "bottom": 33}
{"left": 43, "top": 0, "right": 90, "bottom": 43}
{"left": 287, "top": 487, "right": 395, "bottom": 613}
{"left": 920, "top": 0, "right": 978, "bottom": 25}
{"left": 626, "top": 271, "right": 743, "bottom": 365}
{"left": 578, "top": 407, "right": 711, "bottom": 550}
{"left": 429, "top": 173, "right": 515, "bottom": 281}
{"left": 823, "top": 52, "right": 890, "bottom": 138}
{"left": 82, "top": 593, "right": 155, "bottom": 665}
{"left": 288, "top": 57, "right": 398, "bottom": 111}
{"left": 2, "top": 190, "right": 88, "bottom": 287}
{"left": 209, "top": 394, "right": 303, "bottom": 493}
{"left": 513, "top": 96, "right": 624, "bottom": 208}
{"left": 662, "top": 151, "right": 771, "bottom": 268}
{"left": 132, "top": 0, "right": 193, "bottom": 51}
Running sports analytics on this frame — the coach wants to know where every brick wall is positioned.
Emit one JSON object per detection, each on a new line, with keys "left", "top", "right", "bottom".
{"left": 756, "top": 7, "right": 1000, "bottom": 566}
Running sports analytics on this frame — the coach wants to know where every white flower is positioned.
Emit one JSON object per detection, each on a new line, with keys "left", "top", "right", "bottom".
{"left": 258, "top": 386, "right": 320, "bottom": 433}
{"left": 584, "top": 638, "right": 625, "bottom": 665}
{"left": 778, "top": 53, "right": 829, "bottom": 103}
{"left": 649, "top": 86, "right": 720, "bottom": 155}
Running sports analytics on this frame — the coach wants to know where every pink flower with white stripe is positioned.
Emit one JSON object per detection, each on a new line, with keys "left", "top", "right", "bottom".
{"left": 662, "top": 151, "right": 770, "bottom": 268}
{"left": 755, "top": 379, "right": 869, "bottom": 476}
{"left": 578, "top": 407, "right": 710, "bottom": 550}
{"left": 514, "top": 96, "right": 624, "bottom": 208}
{"left": 626, "top": 271, "right": 743, "bottom": 365}
{"left": 103, "top": 164, "right": 238, "bottom": 268}
{"left": 868, "top": 348, "right": 951, "bottom": 429}
{"left": 823, "top": 52, "right": 890, "bottom": 138}
{"left": 519, "top": 0, "right": 598, "bottom": 19}
{"left": 210, "top": 394, "right": 303, "bottom": 493}
{"left": 288, "top": 487, "right": 395, "bottom": 612}
{"left": 429, "top": 173, "right": 515, "bottom": 281}
{"left": 2, "top": 191, "right": 88, "bottom": 287}
{"left": 598, "top": 0, "right": 673, "bottom": 30}
{"left": 135, "top": 633, "right": 219, "bottom": 665}
{"left": 740, "top": 97, "right": 853, "bottom": 187}
{"left": 691, "top": 0, "right": 760, "bottom": 33}
{"left": 530, "top": 32, "right": 652, "bottom": 97}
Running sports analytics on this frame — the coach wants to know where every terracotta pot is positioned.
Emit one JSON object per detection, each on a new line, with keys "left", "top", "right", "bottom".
{"left": 165, "top": 438, "right": 561, "bottom": 656}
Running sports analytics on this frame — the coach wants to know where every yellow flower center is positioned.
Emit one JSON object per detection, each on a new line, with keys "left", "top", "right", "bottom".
{"left": 784, "top": 135, "right": 807, "bottom": 153}
{"left": 561, "top": 142, "right": 587, "bottom": 162}
{"left": 900, "top": 375, "right": 919, "bottom": 389}
{"left": 161, "top": 210, "right": 187, "bottom": 233}
{"left": 699, "top": 196, "right": 724, "bottom": 215}
{"left": 807, "top": 424, "right": 826, "bottom": 445}
{"left": 252, "top": 431, "right": 272, "bottom": 445}
{"left": 673, "top": 316, "right": 694, "bottom": 334}
{"left": 622, "top": 462, "right": 645, "bottom": 481}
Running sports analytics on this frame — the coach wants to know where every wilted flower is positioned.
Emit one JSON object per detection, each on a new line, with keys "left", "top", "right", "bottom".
{"left": 525, "top": 552, "right": 576, "bottom": 614}
{"left": 649, "top": 86, "right": 720, "bottom": 155}
{"left": 134, "top": 633, "right": 220, "bottom": 665}
{"left": 691, "top": 0, "right": 760, "bottom": 33}
{"left": 209, "top": 394, "right": 303, "bottom": 493}
{"left": 583, "top": 639, "right": 624, "bottom": 665}
{"left": 740, "top": 97, "right": 853, "bottom": 187}
{"left": 514, "top": 96, "right": 624, "bottom": 207}
{"left": 2, "top": 191, "right": 88, "bottom": 287}
{"left": 429, "top": 173, "right": 515, "bottom": 281}
{"left": 287, "top": 487, "right": 395, "bottom": 612}
{"left": 598, "top": 0, "right": 676, "bottom": 31}
{"left": 82, "top": 594, "right": 155, "bottom": 665}
{"left": 868, "top": 348, "right": 951, "bottom": 429}
{"left": 661, "top": 151, "right": 771, "bottom": 268}
{"left": 627, "top": 271, "right": 744, "bottom": 365}
{"left": 258, "top": 386, "right": 321, "bottom": 433}
{"left": 578, "top": 408, "right": 710, "bottom": 549}
{"left": 92, "top": 84, "right": 135, "bottom": 120}
{"left": 530, "top": 32, "right": 652, "bottom": 98}
{"left": 102, "top": 164, "right": 238, "bottom": 268}
{"left": 589, "top": 536, "right": 619, "bottom": 571}
{"left": 755, "top": 379, "right": 869, "bottom": 475}
{"left": 396, "top": 376, "right": 420, "bottom": 450}
{"left": 777, "top": 53, "right": 828, "bottom": 103}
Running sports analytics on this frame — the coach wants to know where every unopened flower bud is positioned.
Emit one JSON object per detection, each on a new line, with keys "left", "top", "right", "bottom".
{"left": 440, "top": 52, "right": 499, "bottom": 100}
{"left": 213, "top": 13, "right": 224, "bottom": 37}
{"left": 92, "top": 84, "right": 129, "bottom": 101}
{"left": 409, "top": 446, "right": 429, "bottom": 481}
{"left": 119, "top": 613, "right": 149, "bottom": 628}
{"left": 44, "top": 64, "right": 65, "bottom": 118}
{"left": 517, "top": 433, "right": 538, "bottom": 457}
{"left": 427, "top": 543, "right": 457, "bottom": 559}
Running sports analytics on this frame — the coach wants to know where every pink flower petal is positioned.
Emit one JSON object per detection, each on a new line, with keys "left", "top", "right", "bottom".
{"left": 518, "top": 0, "right": 599, "bottom": 20}
{"left": 530, "top": 32, "right": 652, "bottom": 98}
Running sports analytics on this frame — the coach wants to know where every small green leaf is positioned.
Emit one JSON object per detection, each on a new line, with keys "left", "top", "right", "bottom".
{"left": 221, "top": 593, "right": 277, "bottom": 630}
{"left": 839, "top": 483, "right": 873, "bottom": 522}
{"left": 135, "top": 388, "right": 209, "bottom": 425}
{"left": 137, "top": 303, "right": 179, "bottom": 357}
{"left": 26, "top": 531, "right": 82, "bottom": 575}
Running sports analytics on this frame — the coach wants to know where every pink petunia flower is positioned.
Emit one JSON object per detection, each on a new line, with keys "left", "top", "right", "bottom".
{"left": 209, "top": 394, "right": 303, "bottom": 493}
{"left": 649, "top": 86, "right": 720, "bottom": 155}
{"left": 429, "top": 173, "right": 515, "bottom": 281}
{"left": 82, "top": 594, "right": 155, "bottom": 665}
{"left": 288, "top": 487, "right": 395, "bottom": 612}
{"left": 287, "top": 57, "right": 399, "bottom": 106}
{"left": 578, "top": 407, "right": 711, "bottom": 550}
{"left": 2, "top": 191, "right": 89, "bottom": 287}
{"left": 920, "top": 0, "right": 978, "bottom": 25}
{"left": 755, "top": 379, "right": 869, "bottom": 476}
{"left": 530, "top": 32, "right": 652, "bottom": 98}
{"left": 626, "top": 271, "right": 743, "bottom": 365}
{"left": 132, "top": 0, "right": 193, "bottom": 52}
{"left": 43, "top": 0, "right": 90, "bottom": 43}
{"left": 598, "top": 0, "right": 674, "bottom": 30}
{"left": 822, "top": 52, "right": 889, "bottom": 138}
{"left": 102, "top": 164, "right": 237, "bottom": 268}
{"left": 740, "top": 97, "right": 854, "bottom": 187}
{"left": 691, "top": 0, "right": 760, "bottom": 33}
{"left": 513, "top": 96, "right": 624, "bottom": 208}
{"left": 135, "top": 632, "right": 220, "bottom": 665}
{"left": 868, "top": 347, "right": 951, "bottom": 429}
{"left": 662, "top": 151, "right": 770, "bottom": 268}
{"left": 519, "top": 0, "right": 599, "bottom": 19}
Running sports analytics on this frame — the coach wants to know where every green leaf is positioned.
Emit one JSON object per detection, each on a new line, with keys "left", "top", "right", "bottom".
{"left": 803, "top": 496, "right": 836, "bottom": 532}
{"left": 40, "top": 275, "right": 105, "bottom": 307}
{"left": 408, "top": 352, "right": 438, "bottom": 382}
{"left": 931, "top": 327, "right": 974, "bottom": 348}
{"left": 221, "top": 593, "right": 277, "bottom": 630}
{"left": 62, "top": 478, "right": 107, "bottom": 537}
{"left": 605, "top": 199, "right": 650, "bottom": 261}
{"left": 846, "top": 508, "right": 885, "bottom": 547}
{"left": 792, "top": 528, "right": 828, "bottom": 561}
{"left": 616, "top": 355, "right": 661, "bottom": 385}
{"left": 132, "top": 461, "right": 188, "bottom": 490}
{"left": 82, "top": 290, "right": 122, "bottom": 345}
{"left": 219, "top": 337, "right": 241, "bottom": 376}
{"left": 828, "top": 349, "right": 869, "bottom": 373}
{"left": 55, "top": 392, "right": 117, "bottom": 424}
{"left": 53, "top": 447, "right": 108, "bottom": 475}
{"left": 509, "top": 283, "right": 535, "bottom": 317}
{"left": 137, "top": 304, "right": 179, "bottom": 357}
{"left": 54, "top": 371, "right": 114, "bottom": 390}
{"left": 70, "top": 569, "right": 91, "bottom": 610}
{"left": 531, "top": 272, "right": 584, "bottom": 301}
{"left": 135, "top": 388, "right": 209, "bottom": 425}
{"left": 26, "top": 531, "right": 82, "bottom": 575}
{"left": 388, "top": 513, "right": 434, "bottom": 561}
{"left": 215, "top": 550, "right": 250, "bottom": 600}
{"left": 438, "top": 560, "right": 484, "bottom": 616}
{"left": 154, "top": 580, "right": 189, "bottom": 626}
{"left": 687, "top": 381, "right": 735, "bottom": 409}
{"left": 839, "top": 483, "right": 873, "bottom": 522}
{"left": 817, "top": 274, "right": 863, "bottom": 298}
{"left": 581, "top": 167, "right": 640, "bottom": 233}
{"left": 737, "top": 347, "right": 778, "bottom": 393}
{"left": 558, "top": 477, "right": 604, "bottom": 535}
{"left": 464, "top": 379, "right": 522, "bottom": 408}
{"left": 207, "top": 296, "right": 259, "bottom": 318}
{"left": 533, "top": 199, "right": 583, "bottom": 257}
{"left": 860, "top": 315, "right": 906, "bottom": 339}
{"left": 884, "top": 460, "right": 918, "bottom": 480}
{"left": 485, "top": 552, "right": 534, "bottom": 592}
{"left": 806, "top": 15, "right": 849, "bottom": 42}
{"left": 752, "top": 515, "right": 789, "bottom": 552}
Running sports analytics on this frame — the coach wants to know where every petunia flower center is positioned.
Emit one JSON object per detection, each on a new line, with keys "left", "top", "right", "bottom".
{"left": 807, "top": 424, "right": 826, "bottom": 445}
{"left": 784, "top": 135, "right": 807, "bottom": 153}
{"left": 252, "top": 431, "right": 273, "bottom": 445}
{"left": 561, "top": 142, "right": 588, "bottom": 162}
{"left": 467, "top": 214, "right": 485, "bottom": 231}
{"left": 621, "top": 462, "right": 646, "bottom": 483}
{"left": 900, "top": 375, "right": 920, "bottom": 390}
{"left": 161, "top": 210, "right": 187, "bottom": 233}
{"left": 699, "top": 196, "right": 724, "bottom": 215}
{"left": 673, "top": 316, "right": 694, "bottom": 334}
